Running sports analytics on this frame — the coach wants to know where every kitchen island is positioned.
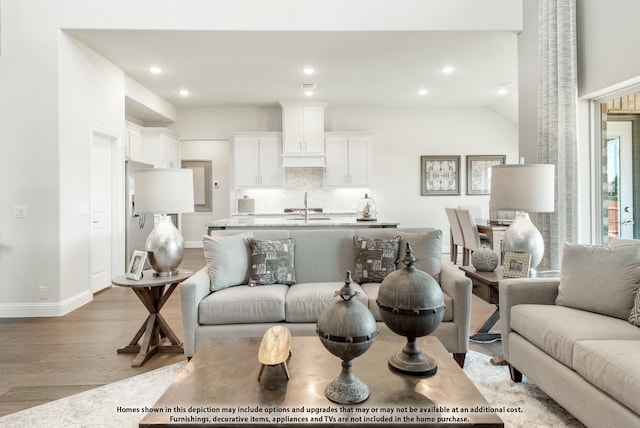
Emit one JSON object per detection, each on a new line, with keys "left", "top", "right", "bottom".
{"left": 207, "top": 216, "right": 398, "bottom": 234}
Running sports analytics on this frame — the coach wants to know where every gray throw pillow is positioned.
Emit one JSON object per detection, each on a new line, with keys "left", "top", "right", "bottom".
{"left": 397, "top": 230, "right": 443, "bottom": 282}
{"left": 203, "top": 232, "right": 253, "bottom": 292}
{"left": 248, "top": 238, "right": 296, "bottom": 286}
{"left": 556, "top": 243, "right": 640, "bottom": 320}
{"left": 353, "top": 235, "right": 400, "bottom": 283}
{"left": 630, "top": 289, "right": 640, "bottom": 327}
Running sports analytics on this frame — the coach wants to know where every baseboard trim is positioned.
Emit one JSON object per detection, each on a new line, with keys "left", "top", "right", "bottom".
{"left": 0, "top": 290, "right": 93, "bottom": 318}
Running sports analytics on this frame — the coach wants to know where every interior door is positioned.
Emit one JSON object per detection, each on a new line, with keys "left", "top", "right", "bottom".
{"left": 605, "top": 121, "right": 634, "bottom": 241}
{"left": 91, "top": 133, "right": 113, "bottom": 293}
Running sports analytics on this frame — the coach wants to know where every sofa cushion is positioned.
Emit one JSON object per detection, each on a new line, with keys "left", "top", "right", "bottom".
{"left": 285, "top": 282, "right": 368, "bottom": 323}
{"left": 510, "top": 304, "right": 640, "bottom": 368}
{"left": 203, "top": 232, "right": 252, "bottom": 291}
{"left": 630, "top": 289, "right": 640, "bottom": 327}
{"left": 199, "top": 284, "right": 288, "bottom": 325}
{"left": 248, "top": 238, "right": 296, "bottom": 285}
{"left": 289, "top": 229, "right": 355, "bottom": 283}
{"left": 361, "top": 282, "right": 453, "bottom": 322}
{"left": 353, "top": 235, "right": 400, "bottom": 283}
{"left": 556, "top": 243, "right": 640, "bottom": 319}
{"left": 397, "top": 230, "right": 442, "bottom": 282}
{"left": 573, "top": 340, "right": 640, "bottom": 415}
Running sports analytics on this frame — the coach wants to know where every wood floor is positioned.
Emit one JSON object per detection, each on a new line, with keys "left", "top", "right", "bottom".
{"left": 0, "top": 249, "right": 501, "bottom": 417}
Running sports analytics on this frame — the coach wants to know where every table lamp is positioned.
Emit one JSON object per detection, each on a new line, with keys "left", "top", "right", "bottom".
{"left": 489, "top": 164, "right": 555, "bottom": 272}
{"left": 134, "top": 168, "right": 194, "bottom": 276}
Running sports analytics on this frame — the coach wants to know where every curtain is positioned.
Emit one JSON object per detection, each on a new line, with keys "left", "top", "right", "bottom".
{"left": 536, "top": 0, "right": 578, "bottom": 269}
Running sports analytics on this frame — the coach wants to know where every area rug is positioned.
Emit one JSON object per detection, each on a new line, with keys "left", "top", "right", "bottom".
{"left": 0, "top": 351, "right": 584, "bottom": 427}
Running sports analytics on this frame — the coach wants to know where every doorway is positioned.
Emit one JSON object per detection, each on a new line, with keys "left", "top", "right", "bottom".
{"left": 597, "top": 91, "right": 640, "bottom": 244}
{"left": 91, "top": 129, "right": 118, "bottom": 293}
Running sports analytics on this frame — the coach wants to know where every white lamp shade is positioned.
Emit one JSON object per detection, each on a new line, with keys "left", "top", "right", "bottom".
{"left": 134, "top": 168, "right": 195, "bottom": 214}
{"left": 490, "top": 164, "right": 555, "bottom": 212}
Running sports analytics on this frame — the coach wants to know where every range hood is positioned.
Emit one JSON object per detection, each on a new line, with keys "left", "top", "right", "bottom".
{"left": 281, "top": 154, "right": 325, "bottom": 168}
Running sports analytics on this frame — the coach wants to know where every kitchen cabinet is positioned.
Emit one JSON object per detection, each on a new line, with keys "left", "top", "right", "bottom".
{"left": 324, "top": 133, "right": 372, "bottom": 187}
{"left": 124, "top": 121, "right": 143, "bottom": 162}
{"left": 141, "top": 127, "right": 180, "bottom": 168}
{"left": 233, "top": 134, "right": 283, "bottom": 188}
{"left": 280, "top": 102, "right": 327, "bottom": 159}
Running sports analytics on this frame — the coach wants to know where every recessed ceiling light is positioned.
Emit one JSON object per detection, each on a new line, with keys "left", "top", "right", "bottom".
{"left": 179, "top": 89, "right": 190, "bottom": 96}
{"left": 304, "top": 90, "right": 315, "bottom": 97}
{"left": 149, "top": 66, "right": 162, "bottom": 74}
{"left": 442, "top": 66, "right": 455, "bottom": 74}
{"left": 419, "top": 89, "right": 429, "bottom": 96}
{"left": 303, "top": 67, "right": 315, "bottom": 75}
{"left": 497, "top": 88, "right": 508, "bottom": 95}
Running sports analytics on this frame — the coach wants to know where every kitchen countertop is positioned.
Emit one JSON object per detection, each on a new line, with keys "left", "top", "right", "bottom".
{"left": 207, "top": 216, "right": 399, "bottom": 231}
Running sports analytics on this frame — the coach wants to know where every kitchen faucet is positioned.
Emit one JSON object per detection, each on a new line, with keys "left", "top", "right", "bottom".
{"left": 304, "top": 192, "right": 309, "bottom": 223}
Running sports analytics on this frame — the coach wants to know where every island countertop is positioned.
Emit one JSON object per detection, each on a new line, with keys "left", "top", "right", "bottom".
{"left": 206, "top": 216, "right": 399, "bottom": 233}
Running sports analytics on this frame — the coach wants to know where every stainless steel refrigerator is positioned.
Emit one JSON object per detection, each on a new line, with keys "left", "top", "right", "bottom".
{"left": 125, "top": 160, "right": 154, "bottom": 266}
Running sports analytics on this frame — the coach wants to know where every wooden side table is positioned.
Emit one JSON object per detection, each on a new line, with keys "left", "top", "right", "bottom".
{"left": 459, "top": 265, "right": 503, "bottom": 343}
{"left": 112, "top": 269, "right": 193, "bottom": 367}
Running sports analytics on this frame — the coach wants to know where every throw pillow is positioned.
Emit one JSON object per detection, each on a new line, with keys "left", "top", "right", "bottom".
{"left": 203, "top": 232, "right": 253, "bottom": 292}
{"left": 630, "top": 289, "right": 640, "bottom": 327}
{"left": 556, "top": 243, "right": 640, "bottom": 320}
{"left": 353, "top": 235, "right": 400, "bottom": 283}
{"left": 248, "top": 238, "right": 296, "bottom": 286}
{"left": 397, "top": 230, "right": 443, "bottom": 282}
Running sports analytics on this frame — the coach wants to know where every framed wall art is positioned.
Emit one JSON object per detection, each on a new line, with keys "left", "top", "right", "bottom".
{"left": 126, "top": 250, "right": 147, "bottom": 280}
{"left": 466, "top": 155, "right": 506, "bottom": 195}
{"left": 502, "top": 252, "right": 531, "bottom": 278}
{"left": 420, "top": 155, "right": 461, "bottom": 196}
{"left": 181, "top": 160, "right": 212, "bottom": 212}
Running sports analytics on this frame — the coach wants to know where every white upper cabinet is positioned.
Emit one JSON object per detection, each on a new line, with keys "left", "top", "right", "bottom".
{"left": 280, "top": 102, "right": 327, "bottom": 167}
{"left": 141, "top": 127, "right": 180, "bottom": 168}
{"left": 324, "top": 133, "right": 372, "bottom": 187}
{"left": 124, "top": 121, "right": 142, "bottom": 162}
{"left": 233, "top": 134, "right": 284, "bottom": 188}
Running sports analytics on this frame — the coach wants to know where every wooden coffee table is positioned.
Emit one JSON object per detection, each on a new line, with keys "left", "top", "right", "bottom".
{"left": 139, "top": 335, "right": 503, "bottom": 427}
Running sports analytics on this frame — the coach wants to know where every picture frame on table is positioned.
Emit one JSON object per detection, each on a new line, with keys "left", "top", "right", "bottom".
{"left": 420, "top": 155, "right": 461, "bottom": 196}
{"left": 466, "top": 155, "right": 506, "bottom": 195}
{"left": 126, "top": 250, "right": 147, "bottom": 280}
{"left": 502, "top": 252, "right": 531, "bottom": 278}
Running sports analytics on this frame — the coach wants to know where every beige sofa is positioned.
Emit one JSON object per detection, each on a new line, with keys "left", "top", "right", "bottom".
{"left": 180, "top": 227, "right": 472, "bottom": 366}
{"left": 500, "top": 239, "right": 640, "bottom": 427}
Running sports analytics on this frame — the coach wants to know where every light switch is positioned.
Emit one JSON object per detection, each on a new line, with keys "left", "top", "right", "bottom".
{"left": 13, "top": 205, "right": 27, "bottom": 219}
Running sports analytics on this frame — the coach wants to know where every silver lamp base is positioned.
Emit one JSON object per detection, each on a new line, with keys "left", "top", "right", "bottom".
{"left": 503, "top": 212, "right": 544, "bottom": 270}
{"left": 145, "top": 215, "right": 184, "bottom": 277}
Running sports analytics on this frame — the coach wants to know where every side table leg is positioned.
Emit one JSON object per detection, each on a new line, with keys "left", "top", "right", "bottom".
{"left": 470, "top": 306, "right": 501, "bottom": 343}
{"left": 131, "top": 313, "right": 158, "bottom": 367}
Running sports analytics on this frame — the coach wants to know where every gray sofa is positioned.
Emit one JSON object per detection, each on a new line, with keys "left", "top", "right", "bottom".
{"left": 180, "top": 227, "right": 472, "bottom": 367}
{"left": 500, "top": 238, "right": 640, "bottom": 427}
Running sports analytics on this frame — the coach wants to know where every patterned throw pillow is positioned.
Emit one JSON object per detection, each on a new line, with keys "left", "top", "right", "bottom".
{"left": 353, "top": 235, "right": 401, "bottom": 283}
{"left": 630, "top": 289, "right": 640, "bottom": 327}
{"left": 248, "top": 238, "right": 296, "bottom": 286}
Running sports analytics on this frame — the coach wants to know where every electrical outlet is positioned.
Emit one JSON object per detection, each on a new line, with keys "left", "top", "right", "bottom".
{"left": 38, "top": 286, "right": 47, "bottom": 300}
{"left": 13, "top": 205, "right": 27, "bottom": 219}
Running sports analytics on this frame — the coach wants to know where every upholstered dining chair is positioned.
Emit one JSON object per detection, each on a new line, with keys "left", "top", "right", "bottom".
{"left": 455, "top": 208, "right": 491, "bottom": 266}
{"left": 445, "top": 207, "right": 465, "bottom": 265}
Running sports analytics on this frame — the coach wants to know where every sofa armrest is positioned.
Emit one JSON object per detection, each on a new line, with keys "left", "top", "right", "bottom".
{"left": 499, "top": 277, "right": 560, "bottom": 362}
{"left": 180, "top": 267, "right": 212, "bottom": 357}
{"left": 440, "top": 263, "right": 472, "bottom": 352}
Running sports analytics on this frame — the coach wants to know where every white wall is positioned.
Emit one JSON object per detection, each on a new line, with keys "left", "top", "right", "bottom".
{"left": 173, "top": 105, "right": 519, "bottom": 248}
{"left": 59, "top": 34, "right": 126, "bottom": 304}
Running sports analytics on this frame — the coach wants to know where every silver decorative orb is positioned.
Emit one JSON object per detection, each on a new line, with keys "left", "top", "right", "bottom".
{"left": 145, "top": 215, "right": 184, "bottom": 276}
{"left": 471, "top": 246, "right": 499, "bottom": 272}
{"left": 377, "top": 243, "right": 445, "bottom": 375}
{"left": 316, "top": 271, "right": 378, "bottom": 404}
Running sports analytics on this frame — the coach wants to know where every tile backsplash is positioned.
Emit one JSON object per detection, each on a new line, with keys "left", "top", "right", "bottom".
{"left": 233, "top": 168, "right": 370, "bottom": 214}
